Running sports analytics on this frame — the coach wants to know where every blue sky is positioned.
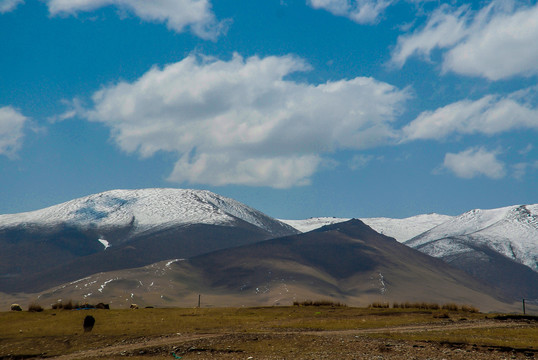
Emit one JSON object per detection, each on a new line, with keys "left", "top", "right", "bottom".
{"left": 0, "top": 0, "right": 537, "bottom": 219}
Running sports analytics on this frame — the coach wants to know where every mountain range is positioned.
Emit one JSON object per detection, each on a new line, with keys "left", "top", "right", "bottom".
{"left": 280, "top": 214, "right": 454, "bottom": 242}
{"left": 282, "top": 206, "right": 538, "bottom": 300}
{"left": 0, "top": 188, "right": 536, "bottom": 312}
{"left": 35, "top": 219, "right": 512, "bottom": 312}
{"left": 0, "top": 189, "right": 298, "bottom": 293}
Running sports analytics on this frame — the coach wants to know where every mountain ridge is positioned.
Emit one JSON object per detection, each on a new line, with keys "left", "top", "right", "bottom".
{"left": 0, "top": 188, "right": 299, "bottom": 293}
{"left": 280, "top": 213, "right": 453, "bottom": 242}
{"left": 405, "top": 204, "right": 538, "bottom": 272}
{"left": 0, "top": 188, "right": 297, "bottom": 240}
{"left": 28, "top": 219, "right": 516, "bottom": 312}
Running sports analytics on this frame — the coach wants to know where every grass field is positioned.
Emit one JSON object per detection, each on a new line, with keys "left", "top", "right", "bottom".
{"left": 0, "top": 306, "right": 536, "bottom": 359}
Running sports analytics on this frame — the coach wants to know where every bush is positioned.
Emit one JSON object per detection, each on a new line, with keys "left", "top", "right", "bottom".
{"left": 51, "top": 300, "right": 80, "bottom": 310}
{"left": 28, "top": 303, "right": 44, "bottom": 312}
{"left": 390, "top": 302, "right": 441, "bottom": 310}
{"left": 461, "top": 305, "right": 479, "bottom": 313}
{"left": 389, "top": 302, "right": 479, "bottom": 312}
{"left": 433, "top": 311, "right": 450, "bottom": 318}
{"left": 369, "top": 302, "right": 389, "bottom": 309}
{"left": 293, "top": 300, "right": 347, "bottom": 307}
{"left": 442, "top": 303, "right": 459, "bottom": 311}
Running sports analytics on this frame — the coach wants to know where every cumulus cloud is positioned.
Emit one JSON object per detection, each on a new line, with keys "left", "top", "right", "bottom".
{"left": 0, "top": 106, "right": 27, "bottom": 157}
{"left": 443, "top": 147, "right": 505, "bottom": 179}
{"left": 391, "top": 4, "right": 470, "bottom": 67}
{"left": 45, "top": 0, "right": 227, "bottom": 40}
{"left": 0, "top": 0, "right": 23, "bottom": 13}
{"left": 81, "top": 54, "right": 409, "bottom": 188}
{"left": 308, "top": 0, "right": 393, "bottom": 24}
{"left": 402, "top": 93, "right": 538, "bottom": 141}
{"left": 392, "top": 1, "right": 538, "bottom": 80}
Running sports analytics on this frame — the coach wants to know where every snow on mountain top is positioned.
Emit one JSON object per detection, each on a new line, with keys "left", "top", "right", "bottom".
{"left": 0, "top": 188, "right": 288, "bottom": 235}
{"left": 406, "top": 204, "right": 538, "bottom": 271}
{"left": 280, "top": 217, "right": 351, "bottom": 234}
{"left": 361, "top": 214, "right": 454, "bottom": 242}
{"left": 280, "top": 213, "right": 453, "bottom": 242}
{"left": 407, "top": 205, "right": 537, "bottom": 246}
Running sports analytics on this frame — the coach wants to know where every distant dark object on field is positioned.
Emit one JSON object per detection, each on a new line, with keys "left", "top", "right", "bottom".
{"left": 130, "top": 304, "right": 138, "bottom": 309}
{"left": 10, "top": 304, "right": 22, "bottom": 311}
{"left": 83, "top": 315, "right": 95, "bottom": 332}
{"left": 96, "top": 302, "right": 110, "bottom": 309}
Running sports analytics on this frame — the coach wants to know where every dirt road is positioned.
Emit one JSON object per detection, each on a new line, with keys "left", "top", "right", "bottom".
{"left": 48, "top": 319, "right": 536, "bottom": 360}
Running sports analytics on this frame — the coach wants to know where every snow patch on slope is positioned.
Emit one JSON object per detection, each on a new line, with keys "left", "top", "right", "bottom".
{"left": 98, "top": 239, "right": 110, "bottom": 250}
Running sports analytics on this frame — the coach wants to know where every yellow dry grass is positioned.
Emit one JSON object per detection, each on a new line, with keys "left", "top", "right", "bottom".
{"left": 0, "top": 306, "right": 535, "bottom": 359}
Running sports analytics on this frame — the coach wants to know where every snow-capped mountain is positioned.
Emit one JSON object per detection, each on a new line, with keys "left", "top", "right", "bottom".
{"left": 0, "top": 188, "right": 296, "bottom": 241}
{"left": 281, "top": 206, "right": 538, "bottom": 299}
{"left": 32, "top": 219, "right": 517, "bottom": 311}
{"left": 405, "top": 204, "right": 538, "bottom": 272}
{"left": 0, "top": 188, "right": 298, "bottom": 293}
{"left": 280, "top": 217, "right": 351, "bottom": 234}
{"left": 281, "top": 213, "right": 453, "bottom": 242}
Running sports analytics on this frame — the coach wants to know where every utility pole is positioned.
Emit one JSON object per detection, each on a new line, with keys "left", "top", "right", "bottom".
{"left": 522, "top": 298, "right": 526, "bottom": 315}
{"left": 198, "top": 294, "right": 201, "bottom": 308}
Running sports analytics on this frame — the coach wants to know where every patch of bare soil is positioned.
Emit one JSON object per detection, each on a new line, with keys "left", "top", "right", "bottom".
{"left": 44, "top": 319, "right": 536, "bottom": 360}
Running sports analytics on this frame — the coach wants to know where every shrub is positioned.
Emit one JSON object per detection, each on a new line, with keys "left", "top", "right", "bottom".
{"left": 51, "top": 300, "right": 81, "bottom": 310}
{"left": 433, "top": 311, "right": 450, "bottom": 319}
{"left": 62, "top": 300, "right": 78, "bottom": 310}
{"left": 293, "top": 300, "right": 347, "bottom": 307}
{"left": 96, "top": 303, "right": 110, "bottom": 309}
{"left": 461, "top": 305, "right": 479, "bottom": 313}
{"left": 369, "top": 302, "right": 389, "bottom": 309}
{"left": 442, "top": 303, "right": 459, "bottom": 311}
{"left": 28, "top": 303, "right": 44, "bottom": 312}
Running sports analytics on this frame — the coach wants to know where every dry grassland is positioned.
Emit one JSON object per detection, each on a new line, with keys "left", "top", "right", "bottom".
{"left": 0, "top": 306, "right": 536, "bottom": 359}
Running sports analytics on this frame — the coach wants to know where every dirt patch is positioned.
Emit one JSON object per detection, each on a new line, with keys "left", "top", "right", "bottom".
{"left": 43, "top": 319, "right": 536, "bottom": 360}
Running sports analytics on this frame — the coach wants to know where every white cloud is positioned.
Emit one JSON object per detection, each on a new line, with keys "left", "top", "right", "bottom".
{"left": 391, "top": 4, "right": 470, "bottom": 67}
{"left": 0, "top": 0, "right": 23, "bottom": 13}
{"left": 45, "top": 0, "right": 227, "bottom": 40}
{"left": 519, "top": 144, "right": 533, "bottom": 155}
{"left": 513, "top": 161, "right": 538, "bottom": 180}
{"left": 82, "top": 53, "right": 409, "bottom": 188}
{"left": 402, "top": 93, "right": 538, "bottom": 141}
{"left": 443, "top": 147, "right": 505, "bottom": 179}
{"left": 349, "top": 154, "right": 372, "bottom": 170}
{"left": 308, "top": 0, "right": 393, "bottom": 24}
{"left": 0, "top": 106, "right": 27, "bottom": 157}
{"left": 392, "top": 1, "right": 538, "bottom": 80}
{"left": 348, "top": 154, "right": 383, "bottom": 170}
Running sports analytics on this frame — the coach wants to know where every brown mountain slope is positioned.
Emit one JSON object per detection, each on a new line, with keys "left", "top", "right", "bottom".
{"left": 30, "top": 220, "right": 516, "bottom": 312}
{"left": 3, "top": 221, "right": 278, "bottom": 293}
{"left": 0, "top": 188, "right": 299, "bottom": 294}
